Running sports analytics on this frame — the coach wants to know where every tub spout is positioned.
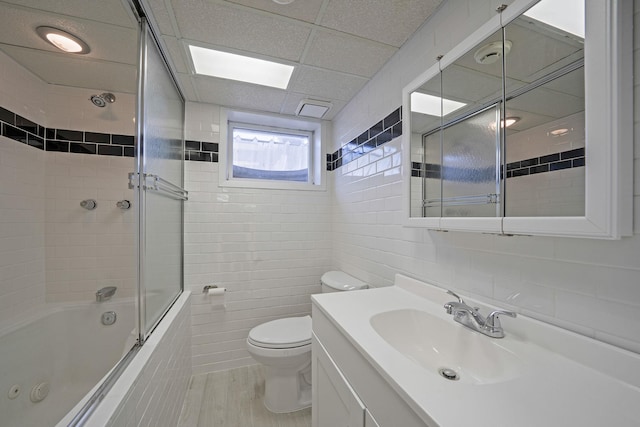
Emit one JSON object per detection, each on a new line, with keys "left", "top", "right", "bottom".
{"left": 96, "top": 286, "right": 117, "bottom": 302}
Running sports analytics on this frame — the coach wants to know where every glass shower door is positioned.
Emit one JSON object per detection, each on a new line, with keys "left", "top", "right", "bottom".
{"left": 134, "top": 21, "right": 185, "bottom": 341}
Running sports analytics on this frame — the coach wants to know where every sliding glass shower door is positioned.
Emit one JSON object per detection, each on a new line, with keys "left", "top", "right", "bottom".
{"left": 134, "top": 20, "right": 186, "bottom": 341}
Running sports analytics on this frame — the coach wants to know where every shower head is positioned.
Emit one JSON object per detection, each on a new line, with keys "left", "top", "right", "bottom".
{"left": 90, "top": 92, "right": 116, "bottom": 108}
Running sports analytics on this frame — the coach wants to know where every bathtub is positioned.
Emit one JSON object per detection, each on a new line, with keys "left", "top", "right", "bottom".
{"left": 0, "top": 300, "right": 135, "bottom": 427}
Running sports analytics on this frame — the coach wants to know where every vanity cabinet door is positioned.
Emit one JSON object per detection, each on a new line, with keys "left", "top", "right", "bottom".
{"left": 312, "top": 335, "right": 365, "bottom": 427}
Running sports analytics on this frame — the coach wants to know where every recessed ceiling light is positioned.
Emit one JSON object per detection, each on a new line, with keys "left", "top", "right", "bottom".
{"left": 549, "top": 128, "right": 570, "bottom": 137}
{"left": 410, "top": 92, "right": 466, "bottom": 117}
{"left": 272, "top": 0, "right": 295, "bottom": 4}
{"left": 36, "top": 26, "right": 90, "bottom": 54}
{"left": 189, "top": 45, "right": 294, "bottom": 90}
{"left": 503, "top": 116, "right": 519, "bottom": 127}
{"left": 490, "top": 116, "right": 520, "bottom": 130}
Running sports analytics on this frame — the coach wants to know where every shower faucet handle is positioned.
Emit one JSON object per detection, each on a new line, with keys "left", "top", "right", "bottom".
{"left": 80, "top": 199, "right": 97, "bottom": 210}
{"left": 116, "top": 200, "right": 131, "bottom": 210}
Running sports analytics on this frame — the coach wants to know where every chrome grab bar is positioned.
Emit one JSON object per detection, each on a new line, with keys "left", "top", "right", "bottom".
{"left": 423, "top": 193, "right": 499, "bottom": 207}
{"left": 128, "top": 173, "right": 188, "bottom": 201}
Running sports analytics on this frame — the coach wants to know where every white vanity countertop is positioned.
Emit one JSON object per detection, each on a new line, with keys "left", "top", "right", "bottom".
{"left": 311, "top": 275, "right": 640, "bottom": 427}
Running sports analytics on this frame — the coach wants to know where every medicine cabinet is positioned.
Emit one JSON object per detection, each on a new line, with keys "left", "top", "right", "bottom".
{"left": 402, "top": 0, "right": 633, "bottom": 239}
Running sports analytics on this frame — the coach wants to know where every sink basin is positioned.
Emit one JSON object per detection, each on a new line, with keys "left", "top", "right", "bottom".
{"left": 370, "top": 309, "right": 524, "bottom": 384}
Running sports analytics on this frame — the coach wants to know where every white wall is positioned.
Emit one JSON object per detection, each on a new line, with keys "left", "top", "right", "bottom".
{"left": 0, "top": 49, "right": 136, "bottom": 315}
{"left": 98, "top": 294, "right": 191, "bottom": 427}
{"left": 331, "top": 0, "right": 640, "bottom": 354}
{"left": 0, "top": 136, "right": 46, "bottom": 327}
{"left": 44, "top": 153, "right": 135, "bottom": 302}
{"left": 184, "top": 102, "right": 332, "bottom": 374}
{"left": 0, "top": 51, "right": 48, "bottom": 327}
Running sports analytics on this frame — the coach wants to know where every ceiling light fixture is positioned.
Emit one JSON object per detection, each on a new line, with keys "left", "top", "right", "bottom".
{"left": 474, "top": 40, "right": 512, "bottom": 65}
{"left": 189, "top": 45, "right": 294, "bottom": 90}
{"left": 490, "top": 116, "right": 520, "bottom": 130}
{"left": 36, "top": 26, "right": 90, "bottom": 54}
{"left": 503, "top": 116, "right": 520, "bottom": 127}
{"left": 410, "top": 92, "right": 466, "bottom": 117}
{"left": 296, "top": 99, "right": 332, "bottom": 119}
{"left": 549, "top": 128, "right": 570, "bottom": 137}
{"left": 272, "top": 0, "right": 295, "bottom": 4}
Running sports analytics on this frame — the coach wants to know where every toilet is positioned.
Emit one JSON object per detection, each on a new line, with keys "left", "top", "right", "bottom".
{"left": 246, "top": 271, "right": 368, "bottom": 413}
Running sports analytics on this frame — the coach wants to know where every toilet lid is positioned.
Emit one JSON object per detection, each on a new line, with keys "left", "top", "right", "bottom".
{"left": 248, "top": 316, "right": 312, "bottom": 349}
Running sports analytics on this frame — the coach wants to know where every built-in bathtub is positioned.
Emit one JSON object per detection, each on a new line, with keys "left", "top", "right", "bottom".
{"left": 58, "top": 291, "right": 192, "bottom": 427}
{"left": 0, "top": 291, "right": 191, "bottom": 427}
{"left": 0, "top": 299, "right": 135, "bottom": 427}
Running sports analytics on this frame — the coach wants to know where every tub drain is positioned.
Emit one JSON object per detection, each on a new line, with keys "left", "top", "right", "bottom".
{"left": 438, "top": 368, "right": 460, "bottom": 381}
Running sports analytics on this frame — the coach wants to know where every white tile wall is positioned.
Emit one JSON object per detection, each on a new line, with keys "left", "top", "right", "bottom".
{"left": 0, "top": 136, "right": 46, "bottom": 328}
{"left": 184, "top": 102, "right": 332, "bottom": 374}
{"left": 331, "top": 0, "right": 640, "bottom": 354}
{"left": 103, "top": 293, "right": 191, "bottom": 427}
{"left": 0, "top": 49, "right": 136, "bottom": 309}
{"left": 0, "top": 51, "right": 48, "bottom": 328}
{"left": 44, "top": 152, "right": 135, "bottom": 302}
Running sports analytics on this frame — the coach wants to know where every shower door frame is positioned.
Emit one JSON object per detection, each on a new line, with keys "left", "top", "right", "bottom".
{"left": 134, "top": 16, "right": 186, "bottom": 345}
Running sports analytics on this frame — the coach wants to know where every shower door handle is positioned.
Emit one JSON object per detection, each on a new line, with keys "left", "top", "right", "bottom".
{"left": 129, "top": 172, "right": 188, "bottom": 201}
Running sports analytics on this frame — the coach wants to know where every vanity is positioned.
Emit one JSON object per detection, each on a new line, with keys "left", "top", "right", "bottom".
{"left": 311, "top": 275, "right": 640, "bottom": 427}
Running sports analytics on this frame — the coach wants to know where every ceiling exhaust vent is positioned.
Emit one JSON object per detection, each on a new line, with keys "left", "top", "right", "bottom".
{"left": 474, "top": 40, "right": 512, "bottom": 65}
{"left": 296, "top": 99, "right": 332, "bottom": 119}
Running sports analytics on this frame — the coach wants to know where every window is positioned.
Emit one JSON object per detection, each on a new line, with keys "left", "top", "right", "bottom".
{"left": 230, "top": 124, "right": 311, "bottom": 182}
{"left": 220, "top": 109, "right": 326, "bottom": 191}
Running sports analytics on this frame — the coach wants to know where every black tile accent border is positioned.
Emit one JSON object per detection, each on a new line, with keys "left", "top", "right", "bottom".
{"left": 327, "top": 106, "right": 402, "bottom": 171}
{"left": 414, "top": 148, "right": 585, "bottom": 180}
{"left": 0, "top": 104, "right": 218, "bottom": 162}
{"left": 505, "top": 147, "right": 584, "bottom": 178}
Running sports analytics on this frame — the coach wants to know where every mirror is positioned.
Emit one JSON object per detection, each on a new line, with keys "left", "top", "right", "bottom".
{"left": 504, "top": 7, "right": 585, "bottom": 217}
{"left": 403, "top": 0, "right": 632, "bottom": 238}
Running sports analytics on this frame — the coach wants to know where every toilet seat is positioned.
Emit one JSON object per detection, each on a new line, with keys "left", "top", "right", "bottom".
{"left": 248, "top": 315, "right": 312, "bottom": 349}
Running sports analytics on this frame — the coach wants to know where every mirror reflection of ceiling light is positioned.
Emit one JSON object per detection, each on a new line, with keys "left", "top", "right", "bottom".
{"left": 524, "top": 0, "right": 585, "bottom": 39}
{"left": 36, "top": 26, "right": 90, "bottom": 54}
{"left": 410, "top": 92, "right": 466, "bottom": 117}
{"left": 503, "top": 116, "right": 519, "bottom": 127}
{"left": 490, "top": 116, "right": 520, "bottom": 130}
{"left": 189, "top": 45, "right": 294, "bottom": 89}
{"left": 549, "top": 128, "right": 570, "bottom": 137}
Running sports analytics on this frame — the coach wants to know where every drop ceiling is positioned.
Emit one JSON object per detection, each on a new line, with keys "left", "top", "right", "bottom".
{"left": 0, "top": 0, "right": 443, "bottom": 120}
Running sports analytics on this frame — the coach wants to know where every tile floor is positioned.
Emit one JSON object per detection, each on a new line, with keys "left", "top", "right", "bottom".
{"left": 177, "top": 365, "right": 312, "bottom": 427}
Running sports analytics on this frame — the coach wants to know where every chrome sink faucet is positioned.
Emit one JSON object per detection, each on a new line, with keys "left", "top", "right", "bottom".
{"left": 444, "top": 290, "right": 516, "bottom": 338}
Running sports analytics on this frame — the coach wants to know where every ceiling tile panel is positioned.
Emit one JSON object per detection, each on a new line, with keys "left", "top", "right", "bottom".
{"left": 172, "top": 0, "right": 311, "bottom": 61}
{"left": 290, "top": 66, "right": 368, "bottom": 102}
{"left": 1, "top": 46, "right": 137, "bottom": 93}
{"left": 162, "top": 36, "right": 189, "bottom": 74}
{"left": 224, "top": 0, "right": 325, "bottom": 23}
{"left": 191, "top": 75, "right": 288, "bottom": 113}
{"left": 177, "top": 73, "right": 200, "bottom": 101}
{"left": 304, "top": 30, "right": 397, "bottom": 78}
{"left": 0, "top": 0, "right": 137, "bottom": 28}
{"left": 0, "top": 4, "right": 137, "bottom": 65}
{"left": 145, "top": 0, "right": 177, "bottom": 35}
{"left": 320, "top": 0, "right": 442, "bottom": 47}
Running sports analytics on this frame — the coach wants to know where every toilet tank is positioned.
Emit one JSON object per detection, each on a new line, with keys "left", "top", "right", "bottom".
{"left": 320, "top": 271, "right": 368, "bottom": 293}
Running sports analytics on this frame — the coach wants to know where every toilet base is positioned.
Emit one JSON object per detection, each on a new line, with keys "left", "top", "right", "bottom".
{"left": 263, "top": 362, "right": 312, "bottom": 413}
